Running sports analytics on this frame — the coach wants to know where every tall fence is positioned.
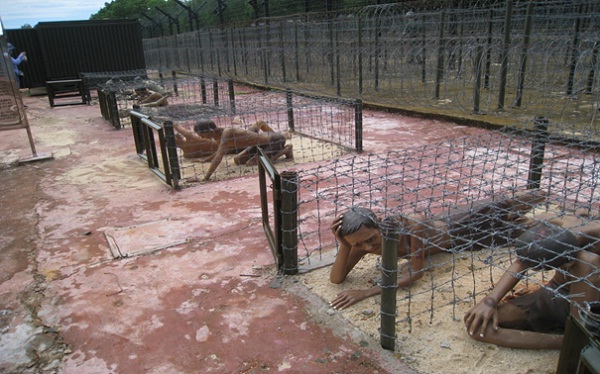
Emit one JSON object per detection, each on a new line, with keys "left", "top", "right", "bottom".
{"left": 143, "top": 0, "right": 600, "bottom": 133}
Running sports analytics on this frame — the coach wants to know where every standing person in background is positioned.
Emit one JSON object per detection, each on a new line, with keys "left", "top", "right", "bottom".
{"left": 5, "top": 43, "right": 27, "bottom": 88}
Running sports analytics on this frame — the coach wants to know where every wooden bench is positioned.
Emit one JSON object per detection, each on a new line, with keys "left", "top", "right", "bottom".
{"left": 46, "top": 79, "right": 86, "bottom": 107}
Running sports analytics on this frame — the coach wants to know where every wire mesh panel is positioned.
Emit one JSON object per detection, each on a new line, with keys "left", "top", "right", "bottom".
{"left": 287, "top": 120, "right": 599, "bottom": 330}
{"left": 168, "top": 89, "right": 358, "bottom": 186}
{"left": 123, "top": 83, "right": 359, "bottom": 186}
{"left": 97, "top": 72, "right": 231, "bottom": 129}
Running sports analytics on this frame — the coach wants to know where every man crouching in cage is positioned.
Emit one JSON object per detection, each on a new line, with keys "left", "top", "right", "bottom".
{"left": 328, "top": 190, "right": 546, "bottom": 310}
{"left": 181, "top": 119, "right": 293, "bottom": 181}
{"left": 464, "top": 214, "right": 600, "bottom": 349}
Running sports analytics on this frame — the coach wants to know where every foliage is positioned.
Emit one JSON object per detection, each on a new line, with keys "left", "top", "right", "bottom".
{"left": 89, "top": 0, "right": 516, "bottom": 35}
{"left": 91, "top": 0, "right": 168, "bottom": 21}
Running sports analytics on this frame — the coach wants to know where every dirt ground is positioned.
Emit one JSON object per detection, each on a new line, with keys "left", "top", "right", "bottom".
{"left": 0, "top": 91, "right": 563, "bottom": 374}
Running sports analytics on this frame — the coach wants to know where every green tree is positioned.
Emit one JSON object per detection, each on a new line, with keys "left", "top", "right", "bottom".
{"left": 91, "top": 0, "right": 168, "bottom": 21}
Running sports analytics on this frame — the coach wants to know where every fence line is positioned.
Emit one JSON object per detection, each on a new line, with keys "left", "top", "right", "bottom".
{"left": 143, "top": 0, "right": 600, "bottom": 133}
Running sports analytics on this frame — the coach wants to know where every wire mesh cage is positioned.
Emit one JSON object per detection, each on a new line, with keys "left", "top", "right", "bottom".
{"left": 282, "top": 119, "right": 599, "bottom": 331}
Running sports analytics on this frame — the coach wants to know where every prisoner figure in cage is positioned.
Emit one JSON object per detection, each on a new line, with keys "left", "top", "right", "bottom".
{"left": 463, "top": 214, "right": 600, "bottom": 349}
{"left": 175, "top": 119, "right": 281, "bottom": 160}
{"left": 134, "top": 87, "right": 171, "bottom": 107}
{"left": 328, "top": 190, "right": 546, "bottom": 310}
{"left": 132, "top": 76, "right": 171, "bottom": 107}
{"left": 195, "top": 119, "right": 294, "bottom": 181}
{"left": 173, "top": 123, "right": 220, "bottom": 159}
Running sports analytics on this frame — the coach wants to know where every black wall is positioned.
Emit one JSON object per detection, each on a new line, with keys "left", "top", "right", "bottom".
{"left": 6, "top": 19, "right": 146, "bottom": 88}
{"left": 5, "top": 28, "right": 46, "bottom": 89}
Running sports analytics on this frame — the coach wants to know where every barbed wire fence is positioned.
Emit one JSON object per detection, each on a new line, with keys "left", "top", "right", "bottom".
{"left": 143, "top": 0, "right": 600, "bottom": 136}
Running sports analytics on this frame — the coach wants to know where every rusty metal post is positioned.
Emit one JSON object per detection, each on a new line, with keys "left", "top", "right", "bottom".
{"left": 163, "top": 121, "right": 181, "bottom": 189}
{"left": 514, "top": 2, "right": 534, "bottom": 108}
{"left": 228, "top": 79, "right": 236, "bottom": 114}
{"left": 498, "top": 0, "right": 513, "bottom": 109}
{"left": 380, "top": 216, "right": 399, "bottom": 351}
{"left": 286, "top": 89, "right": 295, "bottom": 132}
{"left": 280, "top": 171, "right": 299, "bottom": 275}
{"left": 355, "top": 99, "right": 363, "bottom": 153}
{"left": 213, "top": 80, "right": 219, "bottom": 107}
{"left": 527, "top": 117, "right": 549, "bottom": 189}
{"left": 435, "top": 10, "right": 446, "bottom": 99}
{"left": 473, "top": 42, "right": 483, "bottom": 114}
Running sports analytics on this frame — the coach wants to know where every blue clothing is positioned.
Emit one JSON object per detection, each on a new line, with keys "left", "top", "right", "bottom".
{"left": 10, "top": 54, "right": 26, "bottom": 88}
{"left": 5, "top": 44, "right": 26, "bottom": 87}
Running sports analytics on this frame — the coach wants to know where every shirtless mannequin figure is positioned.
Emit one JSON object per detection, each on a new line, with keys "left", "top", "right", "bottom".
{"left": 464, "top": 213, "right": 600, "bottom": 349}
{"left": 329, "top": 190, "right": 546, "bottom": 309}
{"left": 173, "top": 119, "right": 293, "bottom": 175}
{"left": 194, "top": 119, "right": 293, "bottom": 180}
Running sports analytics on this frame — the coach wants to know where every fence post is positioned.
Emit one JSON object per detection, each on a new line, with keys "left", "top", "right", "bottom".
{"left": 163, "top": 121, "right": 181, "bottom": 189}
{"left": 294, "top": 22, "right": 300, "bottom": 82}
{"left": 380, "top": 217, "right": 399, "bottom": 351}
{"left": 587, "top": 41, "right": 599, "bottom": 94}
{"left": 286, "top": 88, "right": 295, "bottom": 132}
{"left": 262, "top": 26, "right": 270, "bottom": 85}
{"left": 355, "top": 99, "right": 363, "bottom": 152}
{"left": 279, "top": 22, "right": 287, "bottom": 82}
{"left": 527, "top": 116, "right": 549, "bottom": 190}
{"left": 374, "top": 15, "right": 380, "bottom": 91}
{"left": 213, "top": 80, "right": 219, "bottom": 107}
{"left": 567, "top": 4, "right": 584, "bottom": 96}
{"left": 335, "top": 28, "right": 341, "bottom": 96}
{"left": 171, "top": 70, "right": 179, "bottom": 97}
{"left": 357, "top": 16, "right": 363, "bottom": 95}
{"left": 280, "top": 171, "right": 299, "bottom": 275}
{"left": 196, "top": 30, "right": 205, "bottom": 71}
{"left": 435, "top": 10, "right": 446, "bottom": 99}
{"left": 230, "top": 29, "right": 237, "bottom": 76}
{"left": 200, "top": 77, "right": 207, "bottom": 104}
{"left": 328, "top": 18, "right": 335, "bottom": 87}
{"left": 484, "top": 9, "right": 493, "bottom": 89}
{"left": 228, "top": 79, "right": 236, "bottom": 114}
{"left": 473, "top": 42, "right": 483, "bottom": 114}
{"left": 498, "top": 0, "right": 513, "bottom": 110}
{"left": 514, "top": 1, "right": 534, "bottom": 108}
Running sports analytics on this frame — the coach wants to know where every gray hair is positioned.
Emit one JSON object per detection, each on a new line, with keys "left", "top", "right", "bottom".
{"left": 339, "top": 207, "right": 379, "bottom": 237}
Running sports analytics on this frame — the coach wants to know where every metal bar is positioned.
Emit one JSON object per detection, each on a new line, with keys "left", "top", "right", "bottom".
{"left": 514, "top": 2, "right": 534, "bottom": 108}
{"left": 280, "top": 171, "right": 299, "bottom": 275}
{"left": 380, "top": 217, "right": 399, "bottom": 351}
{"left": 257, "top": 148, "right": 283, "bottom": 267}
{"left": 435, "top": 10, "right": 446, "bottom": 100}
{"left": 527, "top": 116, "right": 549, "bottom": 190}
{"left": 498, "top": 0, "right": 513, "bottom": 109}
{"left": 163, "top": 121, "right": 181, "bottom": 189}
{"left": 355, "top": 99, "right": 363, "bottom": 153}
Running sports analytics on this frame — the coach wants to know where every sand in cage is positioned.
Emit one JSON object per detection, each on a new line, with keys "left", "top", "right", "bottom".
{"left": 177, "top": 133, "right": 350, "bottom": 185}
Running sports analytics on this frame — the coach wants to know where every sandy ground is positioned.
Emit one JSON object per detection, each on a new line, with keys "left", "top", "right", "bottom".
{"left": 177, "top": 133, "right": 347, "bottom": 185}
{"left": 300, "top": 247, "right": 559, "bottom": 374}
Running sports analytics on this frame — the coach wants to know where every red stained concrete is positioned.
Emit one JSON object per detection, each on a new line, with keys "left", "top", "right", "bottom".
{"left": 0, "top": 93, "right": 487, "bottom": 373}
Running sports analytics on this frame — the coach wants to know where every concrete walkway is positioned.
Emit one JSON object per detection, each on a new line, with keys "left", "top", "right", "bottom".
{"left": 0, "top": 95, "right": 435, "bottom": 373}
